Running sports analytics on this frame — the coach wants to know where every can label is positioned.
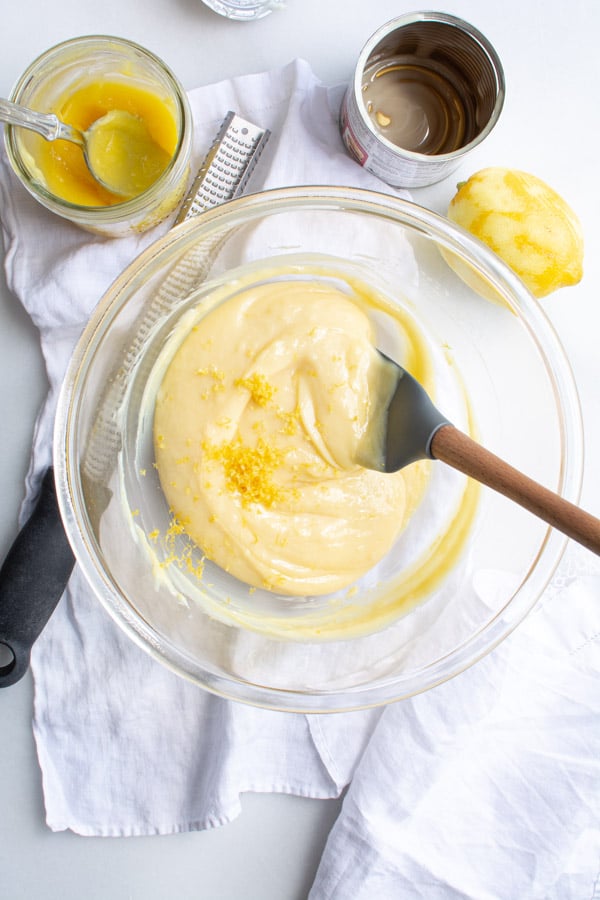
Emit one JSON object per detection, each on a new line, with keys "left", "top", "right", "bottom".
{"left": 340, "top": 93, "right": 368, "bottom": 167}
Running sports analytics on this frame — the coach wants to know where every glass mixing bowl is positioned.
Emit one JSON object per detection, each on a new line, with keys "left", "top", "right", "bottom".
{"left": 54, "top": 186, "right": 583, "bottom": 711}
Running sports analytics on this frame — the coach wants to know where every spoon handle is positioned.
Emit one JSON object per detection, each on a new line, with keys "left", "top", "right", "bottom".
{"left": 0, "top": 98, "right": 80, "bottom": 144}
{"left": 431, "top": 424, "right": 600, "bottom": 556}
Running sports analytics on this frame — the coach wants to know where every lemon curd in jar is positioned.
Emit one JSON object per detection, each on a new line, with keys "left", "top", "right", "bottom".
{"left": 35, "top": 80, "right": 179, "bottom": 206}
{"left": 6, "top": 37, "right": 192, "bottom": 235}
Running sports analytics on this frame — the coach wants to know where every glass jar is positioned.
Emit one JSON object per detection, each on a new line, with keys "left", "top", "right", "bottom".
{"left": 200, "top": 0, "right": 285, "bottom": 21}
{"left": 4, "top": 36, "right": 192, "bottom": 238}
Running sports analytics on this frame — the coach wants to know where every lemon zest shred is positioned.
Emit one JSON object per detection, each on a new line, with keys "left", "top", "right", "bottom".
{"left": 203, "top": 436, "right": 286, "bottom": 508}
{"left": 234, "top": 372, "right": 276, "bottom": 407}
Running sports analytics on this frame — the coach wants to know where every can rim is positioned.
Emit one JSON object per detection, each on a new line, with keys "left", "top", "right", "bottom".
{"left": 352, "top": 11, "right": 506, "bottom": 163}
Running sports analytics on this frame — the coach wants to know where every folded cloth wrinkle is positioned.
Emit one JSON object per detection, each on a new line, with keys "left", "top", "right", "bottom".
{"left": 32, "top": 566, "right": 340, "bottom": 837}
{"left": 1, "top": 58, "right": 599, "bottom": 899}
{"left": 307, "top": 706, "right": 385, "bottom": 792}
{"left": 309, "top": 546, "right": 600, "bottom": 899}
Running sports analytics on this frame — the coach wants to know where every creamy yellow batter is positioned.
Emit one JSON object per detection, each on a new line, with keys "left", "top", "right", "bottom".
{"left": 153, "top": 279, "right": 429, "bottom": 596}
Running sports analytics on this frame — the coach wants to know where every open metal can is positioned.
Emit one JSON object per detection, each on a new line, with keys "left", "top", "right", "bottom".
{"left": 340, "top": 12, "right": 505, "bottom": 188}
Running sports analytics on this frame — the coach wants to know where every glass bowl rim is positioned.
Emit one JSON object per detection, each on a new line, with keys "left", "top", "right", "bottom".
{"left": 53, "top": 185, "right": 584, "bottom": 712}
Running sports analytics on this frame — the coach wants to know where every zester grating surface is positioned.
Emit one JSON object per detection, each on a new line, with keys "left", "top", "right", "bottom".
{"left": 175, "top": 110, "right": 271, "bottom": 223}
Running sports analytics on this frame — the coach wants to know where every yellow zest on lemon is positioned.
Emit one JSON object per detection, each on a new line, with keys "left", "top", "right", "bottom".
{"left": 447, "top": 167, "right": 584, "bottom": 299}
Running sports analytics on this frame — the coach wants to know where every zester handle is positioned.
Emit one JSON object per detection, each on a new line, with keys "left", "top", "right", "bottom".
{"left": 0, "top": 469, "right": 75, "bottom": 686}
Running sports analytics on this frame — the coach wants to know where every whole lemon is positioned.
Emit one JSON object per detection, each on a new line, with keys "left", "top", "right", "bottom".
{"left": 447, "top": 167, "right": 584, "bottom": 298}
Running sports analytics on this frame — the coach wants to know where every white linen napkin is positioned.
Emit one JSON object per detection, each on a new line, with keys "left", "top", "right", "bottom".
{"left": 1, "top": 59, "right": 599, "bottom": 898}
{"left": 310, "top": 544, "right": 600, "bottom": 899}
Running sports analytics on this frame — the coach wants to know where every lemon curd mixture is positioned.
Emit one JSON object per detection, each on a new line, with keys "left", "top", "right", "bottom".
{"left": 34, "top": 80, "right": 178, "bottom": 205}
{"left": 152, "top": 270, "right": 478, "bottom": 623}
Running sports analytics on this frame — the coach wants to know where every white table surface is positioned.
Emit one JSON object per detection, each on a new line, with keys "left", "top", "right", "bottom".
{"left": 1, "top": 1, "right": 598, "bottom": 897}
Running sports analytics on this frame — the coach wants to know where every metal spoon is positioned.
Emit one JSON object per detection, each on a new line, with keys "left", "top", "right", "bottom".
{"left": 0, "top": 98, "right": 170, "bottom": 198}
{"left": 365, "top": 352, "right": 600, "bottom": 556}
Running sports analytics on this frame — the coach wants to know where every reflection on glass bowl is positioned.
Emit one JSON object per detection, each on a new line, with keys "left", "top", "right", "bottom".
{"left": 54, "top": 186, "right": 583, "bottom": 712}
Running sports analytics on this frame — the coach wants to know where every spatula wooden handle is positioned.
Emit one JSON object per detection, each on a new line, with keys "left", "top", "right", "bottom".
{"left": 430, "top": 424, "right": 600, "bottom": 556}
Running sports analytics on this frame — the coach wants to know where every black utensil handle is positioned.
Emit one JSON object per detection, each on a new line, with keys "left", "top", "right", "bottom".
{"left": 0, "top": 467, "right": 75, "bottom": 687}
